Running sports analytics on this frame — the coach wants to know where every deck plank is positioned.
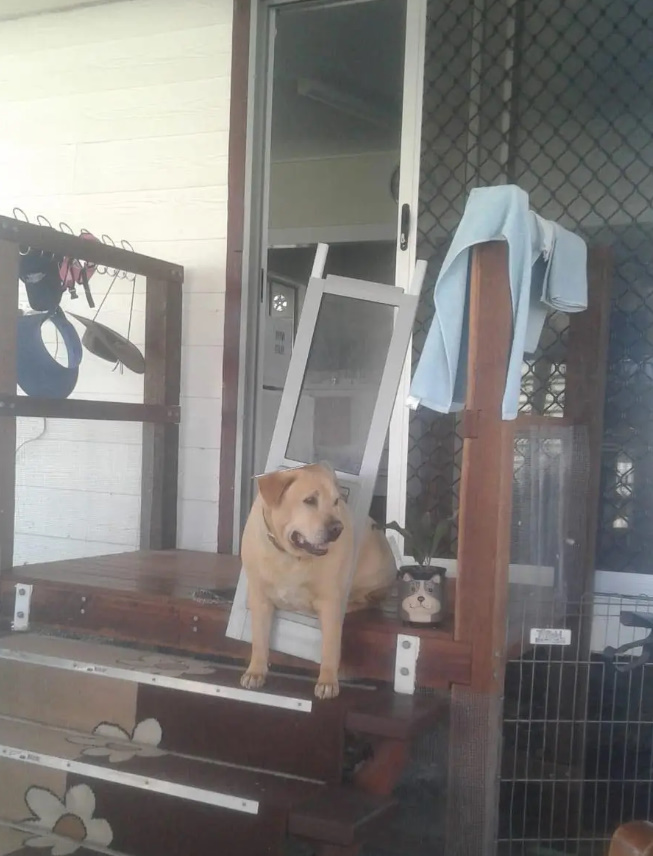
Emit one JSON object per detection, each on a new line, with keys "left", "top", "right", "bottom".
{"left": 0, "top": 550, "right": 472, "bottom": 688}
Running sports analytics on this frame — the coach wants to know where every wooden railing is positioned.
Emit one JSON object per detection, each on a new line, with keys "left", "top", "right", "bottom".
{"left": 0, "top": 215, "right": 184, "bottom": 570}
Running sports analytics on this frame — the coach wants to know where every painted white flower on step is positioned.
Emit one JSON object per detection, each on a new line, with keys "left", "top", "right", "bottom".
{"left": 22, "top": 784, "right": 113, "bottom": 855}
{"left": 66, "top": 718, "right": 166, "bottom": 764}
{"left": 115, "top": 653, "right": 215, "bottom": 678}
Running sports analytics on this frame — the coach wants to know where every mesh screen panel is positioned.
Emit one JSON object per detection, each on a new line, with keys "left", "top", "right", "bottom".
{"left": 412, "top": 0, "right": 651, "bottom": 575}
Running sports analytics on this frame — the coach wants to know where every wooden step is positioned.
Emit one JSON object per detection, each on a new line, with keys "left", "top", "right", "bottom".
{"left": 0, "top": 633, "right": 445, "bottom": 781}
{"left": 0, "top": 632, "right": 346, "bottom": 782}
{"left": 289, "top": 788, "right": 396, "bottom": 847}
{"left": 0, "top": 816, "right": 132, "bottom": 856}
{"left": 0, "top": 716, "right": 395, "bottom": 855}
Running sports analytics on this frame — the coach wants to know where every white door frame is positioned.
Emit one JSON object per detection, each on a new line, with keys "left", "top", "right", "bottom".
{"left": 233, "top": 0, "right": 428, "bottom": 551}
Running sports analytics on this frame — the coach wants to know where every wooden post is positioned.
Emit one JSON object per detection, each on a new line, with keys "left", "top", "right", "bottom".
{"left": 447, "top": 242, "right": 516, "bottom": 856}
{"left": 140, "top": 277, "right": 182, "bottom": 550}
{"left": 562, "top": 246, "right": 614, "bottom": 842}
{"left": 564, "top": 246, "right": 614, "bottom": 590}
{"left": 0, "top": 240, "right": 19, "bottom": 573}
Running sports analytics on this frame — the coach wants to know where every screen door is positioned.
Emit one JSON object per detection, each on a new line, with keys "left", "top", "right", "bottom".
{"left": 227, "top": 266, "right": 424, "bottom": 662}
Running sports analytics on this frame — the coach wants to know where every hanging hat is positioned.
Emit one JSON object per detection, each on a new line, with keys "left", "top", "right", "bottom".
{"left": 68, "top": 313, "right": 145, "bottom": 375}
{"left": 19, "top": 250, "right": 64, "bottom": 312}
{"left": 17, "top": 308, "right": 83, "bottom": 399}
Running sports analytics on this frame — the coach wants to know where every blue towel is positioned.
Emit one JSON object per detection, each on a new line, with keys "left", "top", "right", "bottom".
{"left": 409, "top": 186, "right": 588, "bottom": 420}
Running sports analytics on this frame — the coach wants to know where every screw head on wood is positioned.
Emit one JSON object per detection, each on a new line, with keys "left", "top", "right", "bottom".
{"left": 18, "top": 588, "right": 25, "bottom": 596}
{"left": 402, "top": 639, "right": 412, "bottom": 649}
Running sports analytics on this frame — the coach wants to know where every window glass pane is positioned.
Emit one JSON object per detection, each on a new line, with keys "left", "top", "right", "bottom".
{"left": 285, "top": 293, "right": 394, "bottom": 474}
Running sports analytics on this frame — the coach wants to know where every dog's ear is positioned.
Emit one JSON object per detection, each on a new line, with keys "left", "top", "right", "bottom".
{"left": 256, "top": 469, "right": 297, "bottom": 507}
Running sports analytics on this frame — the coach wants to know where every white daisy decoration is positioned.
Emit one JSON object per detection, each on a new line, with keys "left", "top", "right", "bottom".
{"left": 66, "top": 718, "right": 166, "bottom": 764}
{"left": 115, "top": 653, "right": 215, "bottom": 678}
{"left": 22, "top": 784, "right": 113, "bottom": 856}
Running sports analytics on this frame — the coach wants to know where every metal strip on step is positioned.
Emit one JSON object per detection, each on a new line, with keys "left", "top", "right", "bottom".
{"left": 0, "top": 648, "right": 312, "bottom": 712}
{"left": 0, "top": 745, "right": 259, "bottom": 815}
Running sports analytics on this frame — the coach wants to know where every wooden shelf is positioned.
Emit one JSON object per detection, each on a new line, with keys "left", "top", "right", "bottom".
{"left": 0, "top": 549, "right": 472, "bottom": 689}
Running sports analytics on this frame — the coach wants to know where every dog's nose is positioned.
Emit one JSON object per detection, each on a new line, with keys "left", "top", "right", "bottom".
{"left": 326, "top": 520, "right": 344, "bottom": 542}
{"left": 417, "top": 596, "right": 425, "bottom": 604}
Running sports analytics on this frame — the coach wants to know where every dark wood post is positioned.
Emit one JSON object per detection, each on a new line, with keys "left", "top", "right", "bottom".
{"left": 0, "top": 240, "right": 19, "bottom": 573}
{"left": 140, "top": 277, "right": 183, "bottom": 550}
{"left": 447, "top": 242, "right": 516, "bottom": 855}
{"left": 561, "top": 246, "right": 614, "bottom": 841}
{"left": 564, "top": 246, "right": 614, "bottom": 589}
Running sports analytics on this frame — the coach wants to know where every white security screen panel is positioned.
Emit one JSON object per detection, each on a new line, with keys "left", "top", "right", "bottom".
{"left": 227, "top": 262, "right": 426, "bottom": 662}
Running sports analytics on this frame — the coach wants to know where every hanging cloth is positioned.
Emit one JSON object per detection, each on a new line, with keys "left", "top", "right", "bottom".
{"left": 408, "top": 185, "right": 588, "bottom": 420}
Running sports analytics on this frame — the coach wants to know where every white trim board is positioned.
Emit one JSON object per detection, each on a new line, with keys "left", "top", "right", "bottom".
{"left": 593, "top": 570, "right": 653, "bottom": 598}
{"left": 394, "top": 556, "right": 555, "bottom": 587}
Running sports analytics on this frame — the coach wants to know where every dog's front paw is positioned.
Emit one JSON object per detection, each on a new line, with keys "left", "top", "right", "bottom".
{"left": 315, "top": 675, "right": 340, "bottom": 699}
{"left": 241, "top": 670, "right": 267, "bottom": 690}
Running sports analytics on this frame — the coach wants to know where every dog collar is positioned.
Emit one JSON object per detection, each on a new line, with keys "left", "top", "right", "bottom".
{"left": 262, "top": 510, "right": 287, "bottom": 554}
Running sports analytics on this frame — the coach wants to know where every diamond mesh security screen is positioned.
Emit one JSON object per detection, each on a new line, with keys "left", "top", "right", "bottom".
{"left": 411, "top": 0, "right": 652, "bottom": 577}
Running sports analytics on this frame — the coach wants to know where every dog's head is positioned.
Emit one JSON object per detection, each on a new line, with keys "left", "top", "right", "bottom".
{"left": 256, "top": 463, "right": 345, "bottom": 558}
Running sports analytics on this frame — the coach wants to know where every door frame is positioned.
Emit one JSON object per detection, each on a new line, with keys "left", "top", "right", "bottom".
{"left": 219, "top": 0, "right": 427, "bottom": 553}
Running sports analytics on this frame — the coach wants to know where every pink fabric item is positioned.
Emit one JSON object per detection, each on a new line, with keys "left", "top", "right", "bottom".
{"left": 59, "top": 232, "right": 99, "bottom": 286}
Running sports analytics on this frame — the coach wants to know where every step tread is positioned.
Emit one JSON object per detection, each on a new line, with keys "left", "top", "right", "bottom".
{"left": 0, "top": 633, "right": 445, "bottom": 739}
{"left": 288, "top": 787, "right": 396, "bottom": 846}
{"left": 0, "top": 817, "right": 131, "bottom": 856}
{"left": 346, "top": 691, "right": 447, "bottom": 739}
{"left": 0, "top": 715, "right": 321, "bottom": 812}
{"left": 0, "top": 633, "right": 319, "bottom": 710}
{"left": 0, "top": 717, "right": 395, "bottom": 846}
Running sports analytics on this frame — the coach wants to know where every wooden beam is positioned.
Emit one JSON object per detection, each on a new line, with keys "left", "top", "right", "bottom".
{"left": 140, "top": 278, "right": 182, "bottom": 550}
{"left": 514, "top": 412, "right": 573, "bottom": 429}
{"left": 447, "top": 242, "right": 515, "bottom": 856}
{"left": 454, "top": 241, "right": 515, "bottom": 691}
{"left": 218, "top": 0, "right": 251, "bottom": 553}
{"left": 0, "top": 396, "right": 179, "bottom": 424}
{"left": 0, "top": 215, "right": 183, "bottom": 281}
{"left": 561, "top": 246, "right": 614, "bottom": 846}
{"left": 0, "top": 240, "right": 18, "bottom": 573}
{"left": 564, "top": 245, "right": 614, "bottom": 591}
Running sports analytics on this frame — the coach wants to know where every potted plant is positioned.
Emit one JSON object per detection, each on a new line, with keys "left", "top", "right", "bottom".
{"left": 386, "top": 508, "right": 452, "bottom": 627}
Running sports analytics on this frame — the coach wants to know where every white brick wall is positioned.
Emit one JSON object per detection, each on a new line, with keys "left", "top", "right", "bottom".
{"left": 0, "top": 0, "right": 232, "bottom": 561}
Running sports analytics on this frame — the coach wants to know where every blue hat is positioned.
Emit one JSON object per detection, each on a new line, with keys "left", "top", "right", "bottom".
{"left": 17, "top": 308, "right": 83, "bottom": 398}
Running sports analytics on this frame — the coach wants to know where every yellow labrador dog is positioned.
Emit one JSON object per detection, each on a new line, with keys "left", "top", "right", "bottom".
{"left": 240, "top": 463, "right": 396, "bottom": 699}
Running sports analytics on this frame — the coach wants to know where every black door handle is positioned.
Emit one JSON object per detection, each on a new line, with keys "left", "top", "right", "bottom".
{"left": 400, "top": 203, "right": 410, "bottom": 251}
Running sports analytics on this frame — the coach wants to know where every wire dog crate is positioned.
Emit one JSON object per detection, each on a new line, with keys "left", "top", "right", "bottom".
{"left": 500, "top": 593, "right": 653, "bottom": 856}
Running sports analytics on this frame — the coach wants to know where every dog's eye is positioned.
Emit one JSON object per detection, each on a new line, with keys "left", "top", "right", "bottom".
{"left": 303, "top": 495, "right": 318, "bottom": 507}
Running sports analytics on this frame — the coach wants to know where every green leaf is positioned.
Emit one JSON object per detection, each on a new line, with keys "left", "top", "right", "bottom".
{"left": 426, "top": 518, "right": 451, "bottom": 565}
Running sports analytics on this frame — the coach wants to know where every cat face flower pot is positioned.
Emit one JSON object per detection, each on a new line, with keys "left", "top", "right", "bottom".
{"left": 398, "top": 566, "right": 446, "bottom": 626}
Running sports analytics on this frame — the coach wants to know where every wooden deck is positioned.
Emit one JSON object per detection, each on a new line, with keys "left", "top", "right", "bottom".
{"left": 0, "top": 549, "right": 472, "bottom": 689}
